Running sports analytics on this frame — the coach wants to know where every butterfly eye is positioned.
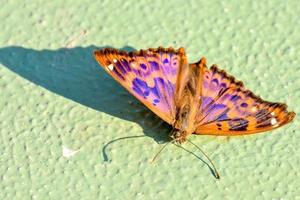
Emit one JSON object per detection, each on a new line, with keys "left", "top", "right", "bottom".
{"left": 171, "top": 131, "right": 181, "bottom": 139}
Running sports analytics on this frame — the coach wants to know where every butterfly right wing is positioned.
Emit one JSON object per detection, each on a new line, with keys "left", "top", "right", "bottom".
{"left": 94, "top": 47, "right": 187, "bottom": 125}
{"left": 194, "top": 61, "right": 295, "bottom": 135}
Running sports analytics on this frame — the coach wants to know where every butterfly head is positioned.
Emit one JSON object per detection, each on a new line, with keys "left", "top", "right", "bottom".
{"left": 170, "top": 129, "right": 189, "bottom": 144}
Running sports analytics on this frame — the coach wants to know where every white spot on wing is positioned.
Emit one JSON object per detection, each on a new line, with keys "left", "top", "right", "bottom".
{"left": 62, "top": 146, "right": 79, "bottom": 158}
{"left": 251, "top": 107, "right": 257, "bottom": 112}
{"left": 113, "top": 59, "right": 117, "bottom": 63}
{"left": 130, "top": 62, "right": 138, "bottom": 69}
{"left": 107, "top": 64, "right": 114, "bottom": 71}
{"left": 271, "top": 118, "right": 277, "bottom": 125}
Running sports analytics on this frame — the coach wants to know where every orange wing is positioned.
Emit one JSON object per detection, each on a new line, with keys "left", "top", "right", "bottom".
{"left": 94, "top": 47, "right": 187, "bottom": 125}
{"left": 195, "top": 62, "right": 295, "bottom": 135}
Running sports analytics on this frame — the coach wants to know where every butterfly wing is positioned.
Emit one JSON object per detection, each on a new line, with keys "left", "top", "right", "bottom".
{"left": 195, "top": 62, "right": 295, "bottom": 135}
{"left": 94, "top": 47, "right": 187, "bottom": 124}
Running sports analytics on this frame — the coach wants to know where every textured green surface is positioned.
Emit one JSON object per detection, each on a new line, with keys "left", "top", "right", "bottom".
{"left": 0, "top": 0, "right": 299, "bottom": 199}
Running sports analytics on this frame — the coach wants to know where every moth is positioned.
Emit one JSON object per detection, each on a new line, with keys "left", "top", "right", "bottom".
{"left": 94, "top": 47, "right": 295, "bottom": 142}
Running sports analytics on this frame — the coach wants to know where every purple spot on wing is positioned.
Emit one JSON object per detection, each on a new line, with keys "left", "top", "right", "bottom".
{"left": 132, "top": 68, "right": 152, "bottom": 77}
{"left": 115, "top": 62, "right": 126, "bottom": 74}
{"left": 151, "top": 78, "right": 163, "bottom": 98}
{"left": 131, "top": 76, "right": 175, "bottom": 111}
{"left": 210, "top": 104, "right": 227, "bottom": 111}
{"left": 230, "top": 95, "right": 241, "bottom": 102}
{"left": 134, "top": 78, "right": 146, "bottom": 88}
{"left": 240, "top": 102, "right": 248, "bottom": 107}
{"left": 140, "top": 63, "right": 147, "bottom": 69}
{"left": 132, "top": 85, "right": 143, "bottom": 97}
{"left": 220, "top": 83, "right": 227, "bottom": 88}
{"left": 132, "top": 77, "right": 167, "bottom": 100}
{"left": 144, "top": 90, "right": 150, "bottom": 96}
{"left": 220, "top": 93, "right": 231, "bottom": 101}
{"left": 132, "top": 78, "right": 149, "bottom": 98}
{"left": 163, "top": 58, "right": 169, "bottom": 63}
{"left": 203, "top": 104, "right": 227, "bottom": 122}
{"left": 216, "top": 112, "right": 229, "bottom": 121}
{"left": 153, "top": 78, "right": 175, "bottom": 109}
{"left": 212, "top": 78, "right": 219, "bottom": 85}
{"left": 153, "top": 99, "right": 160, "bottom": 106}
{"left": 153, "top": 99, "right": 160, "bottom": 103}
{"left": 149, "top": 61, "right": 159, "bottom": 71}
{"left": 121, "top": 60, "right": 131, "bottom": 71}
{"left": 167, "top": 81, "right": 175, "bottom": 96}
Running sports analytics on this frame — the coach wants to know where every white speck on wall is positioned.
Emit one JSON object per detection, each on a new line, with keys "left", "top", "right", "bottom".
{"left": 62, "top": 146, "right": 79, "bottom": 158}
{"left": 107, "top": 64, "right": 114, "bottom": 71}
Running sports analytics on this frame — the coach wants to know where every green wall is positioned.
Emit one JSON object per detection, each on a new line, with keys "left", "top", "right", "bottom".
{"left": 0, "top": 0, "right": 299, "bottom": 199}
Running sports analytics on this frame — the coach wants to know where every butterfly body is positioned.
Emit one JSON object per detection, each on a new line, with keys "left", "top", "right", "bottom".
{"left": 170, "top": 58, "right": 206, "bottom": 143}
{"left": 94, "top": 47, "right": 295, "bottom": 143}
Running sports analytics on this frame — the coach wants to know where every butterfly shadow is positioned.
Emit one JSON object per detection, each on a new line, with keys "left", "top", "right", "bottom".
{"left": 0, "top": 45, "right": 172, "bottom": 147}
{"left": 0, "top": 45, "right": 224, "bottom": 178}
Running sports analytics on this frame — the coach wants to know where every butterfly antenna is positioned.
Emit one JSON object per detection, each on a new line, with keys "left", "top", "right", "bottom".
{"left": 186, "top": 139, "right": 220, "bottom": 179}
{"left": 151, "top": 139, "right": 175, "bottom": 163}
{"left": 103, "top": 135, "right": 146, "bottom": 161}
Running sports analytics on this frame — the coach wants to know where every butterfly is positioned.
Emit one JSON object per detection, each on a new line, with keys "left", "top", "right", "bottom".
{"left": 94, "top": 47, "right": 297, "bottom": 179}
{"left": 94, "top": 47, "right": 295, "bottom": 143}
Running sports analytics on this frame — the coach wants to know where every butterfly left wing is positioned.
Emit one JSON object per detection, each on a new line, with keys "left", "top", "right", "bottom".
{"left": 94, "top": 47, "right": 187, "bottom": 125}
{"left": 194, "top": 61, "right": 295, "bottom": 135}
